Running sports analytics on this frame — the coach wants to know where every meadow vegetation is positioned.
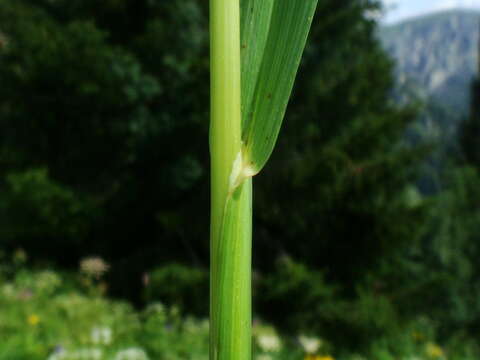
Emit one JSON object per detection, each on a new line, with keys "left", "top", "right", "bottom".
{"left": 1, "top": 252, "right": 478, "bottom": 360}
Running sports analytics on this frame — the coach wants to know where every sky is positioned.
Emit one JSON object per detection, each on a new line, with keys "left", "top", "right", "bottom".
{"left": 382, "top": 0, "right": 480, "bottom": 23}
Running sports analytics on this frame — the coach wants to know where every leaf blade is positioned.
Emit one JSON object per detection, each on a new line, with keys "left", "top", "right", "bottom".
{"left": 240, "top": 0, "right": 274, "bottom": 131}
{"left": 241, "top": 0, "right": 318, "bottom": 174}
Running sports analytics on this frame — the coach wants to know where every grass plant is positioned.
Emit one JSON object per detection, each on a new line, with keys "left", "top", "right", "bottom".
{"left": 209, "top": 1, "right": 318, "bottom": 359}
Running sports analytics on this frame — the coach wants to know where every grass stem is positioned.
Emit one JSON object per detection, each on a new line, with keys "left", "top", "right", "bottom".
{"left": 210, "top": 0, "right": 252, "bottom": 359}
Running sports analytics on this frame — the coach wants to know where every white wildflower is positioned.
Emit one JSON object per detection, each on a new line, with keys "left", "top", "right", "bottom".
{"left": 184, "top": 318, "right": 196, "bottom": 333}
{"left": 80, "top": 256, "right": 110, "bottom": 279}
{"left": 47, "top": 353, "right": 66, "bottom": 360}
{"left": 145, "top": 302, "right": 165, "bottom": 314}
{"left": 349, "top": 356, "right": 368, "bottom": 360}
{"left": 35, "top": 271, "right": 61, "bottom": 292}
{"left": 257, "top": 334, "right": 282, "bottom": 352}
{"left": 114, "top": 348, "right": 149, "bottom": 360}
{"left": 256, "top": 355, "right": 273, "bottom": 360}
{"left": 91, "top": 326, "right": 113, "bottom": 345}
{"left": 70, "top": 348, "right": 103, "bottom": 360}
{"left": 298, "top": 334, "right": 323, "bottom": 354}
{"left": 199, "top": 319, "right": 209, "bottom": 331}
{"left": 47, "top": 347, "right": 68, "bottom": 360}
{"left": 0, "top": 32, "right": 8, "bottom": 50}
{"left": 2, "top": 284, "right": 15, "bottom": 298}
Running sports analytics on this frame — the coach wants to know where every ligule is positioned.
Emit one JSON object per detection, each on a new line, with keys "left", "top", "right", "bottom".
{"left": 228, "top": 148, "right": 258, "bottom": 195}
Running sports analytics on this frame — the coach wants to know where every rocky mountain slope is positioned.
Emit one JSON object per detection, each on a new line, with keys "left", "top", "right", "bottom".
{"left": 380, "top": 10, "right": 479, "bottom": 114}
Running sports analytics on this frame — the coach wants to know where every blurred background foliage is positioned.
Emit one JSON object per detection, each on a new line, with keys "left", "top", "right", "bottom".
{"left": 1, "top": 0, "right": 480, "bottom": 355}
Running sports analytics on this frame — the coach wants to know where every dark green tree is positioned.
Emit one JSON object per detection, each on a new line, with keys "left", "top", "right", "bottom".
{"left": 378, "top": 27, "right": 480, "bottom": 342}
{"left": 407, "top": 48, "right": 480, "bottom": 336}
{"left": 252, "top": 0, "right": 431, "bottom": 348}
{"left": 461, "top": 73, "right": 480, "bottom": 164}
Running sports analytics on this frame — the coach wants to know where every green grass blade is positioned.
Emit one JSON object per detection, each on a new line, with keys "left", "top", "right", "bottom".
{"left": 241, "top": 0, "right": 318, "bottom": 175}
{"left": 240, "top": 0, "right": 274, "bottom": 129}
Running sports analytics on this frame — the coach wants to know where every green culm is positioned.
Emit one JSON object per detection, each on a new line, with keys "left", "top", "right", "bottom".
{"left": 209, "top": 1, "right": 318, "bottom": 359}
